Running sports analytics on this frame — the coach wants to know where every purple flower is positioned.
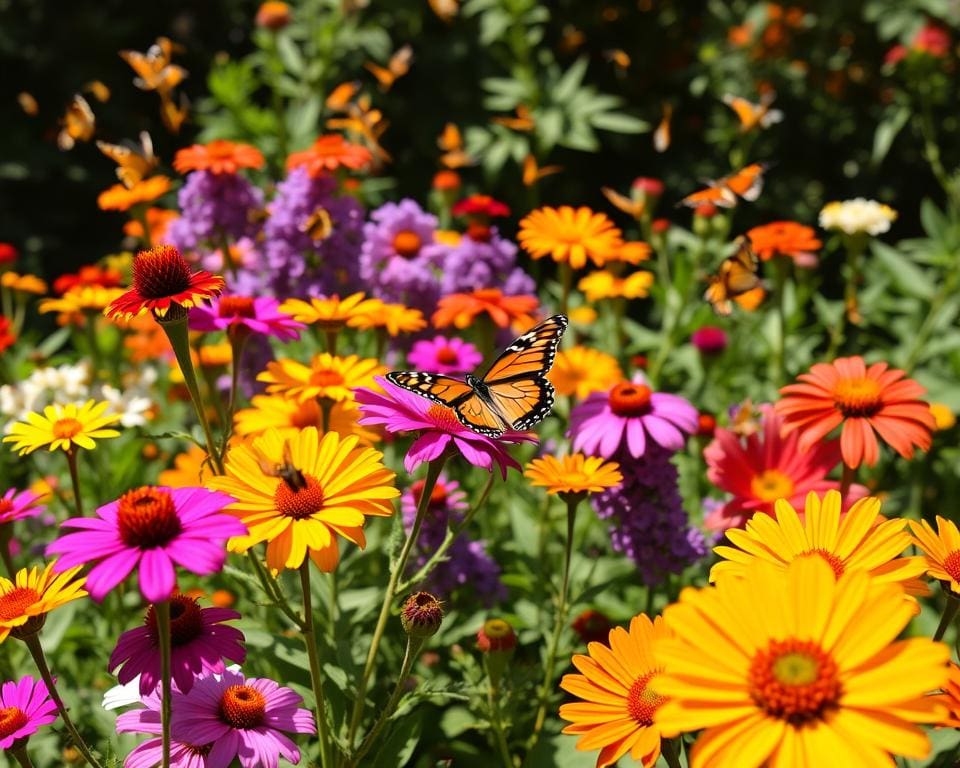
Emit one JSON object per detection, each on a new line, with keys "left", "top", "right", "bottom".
{"left": 189, "top": 295, "right": 304, "bottom": 342}
{"left": 0, "top": 487, "right": 45, "bottom": 525}
{"left": 439, "top": 231, "right": 536, "bottom": 297}
{"left": 47, "top": 486, "right": 246, "bottom": 603}
{"left": 407, "top": 335, "right": 483, "bottom": 375}
{"left": 109, "top": 594, "right": 246, "bottom": 695}
{"left": 116, "top": 684, "right": 217, "bottom": 768}
{"left": 0, "top": 676, "right": 57, "bottom": 749}
{"left": 167, "top": 171, "right": 264, "bottom": 253}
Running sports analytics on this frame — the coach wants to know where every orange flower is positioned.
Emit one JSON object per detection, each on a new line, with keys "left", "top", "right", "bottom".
{"left": 255, "top": 1, "right": 291, "bottom": 29}
{"left": 121, "top": 313, "right": 173, "bottom": 362}
{"left": 746, "top": 221, "right": 822, "bottom": 266}
{"left": 518, "top": 206, "right": 623, "bottom": 269}
{"left": 286, "top": 135, "right": 373, "bottom": 178}
{"left": 608, "top": 241, "right": 652, "bottom": 265}
{"left": 97, "top": 176, "right": 172, "bottom": 212}
{"left": 935, "top": 662, "right": 960, "bottom": 727}
{"left": 432, "top": 288, "right": 539, "bottom": 330}
{"left": 776, "top": 356, "right": 935, "bottom": 468}
{"left": 173, "top": 140, "right": 265, "bottom": 175}
{"left": 123, "top": 208, "right": 179, "bottom": 243}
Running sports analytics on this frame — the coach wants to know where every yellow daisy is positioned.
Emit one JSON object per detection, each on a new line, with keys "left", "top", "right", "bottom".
{"left": 38, "top": 285, "right": 126, "bottom": 321}
{"left": 549, "top": 346, "right": 623, "bottom": 399}
{"left": 233, "top": 394, "right": 380, "bottom": 445}
{"left": 0, "top": 561, "right": 87, "bottom": 642}
{"left": 578, "top": 270, "right": 654, "bottom": 302}
{"left": 908, "top": 516, "right": 960, "bottom": 594}
{"left": 279, "top": 292, "right": 383, "bottom": 331}
{"left": 208, "top": 427, "right": 398, "bottom": 572}
{"left": 3, "top": 400, "right": 121, "bottom": 455}
{"left": 525, "top": 453, "right": 622, "bottom": 497}
{"left": 351, "top": 302, "right": 427, "bottom": 336}
{"left": 257, "top": 354, "right": 386, "bottom": 403}
{"left": 1, "top": 272, "right": 48, "bottom": 296}
{"left": 518, "top": 206, "right": 623, "bottom": 269}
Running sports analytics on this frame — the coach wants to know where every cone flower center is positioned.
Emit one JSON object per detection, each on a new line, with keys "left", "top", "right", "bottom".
{"left": 749, "top": 639, "right": 841, "bottom": 724}
{"left": 52, "top": 418, "right": 83, "bottom": 440}
{"left": 0, "top": 587, "right": 39, "bottom": 621}
{"left": 116, "top": 487, "right": 182, "bottom": 549}
{"left": 132, "top": 245, "right": 192, "bottom": 299}
{"left": 219, "top": 296, "right": 256, "bottom": 318}
{"left": 146, "top": 594, "right": 205, "bottom": 646}
{"left": 750, "top": 469, "right": 795, "bottom": 502}
{"left": 309, "top": 368, "right": 345, "bottom": 388}
{"left": 477, "top": 618, "right": 516, "bottom": 652}
{"left": 426, "top": 403, "right": 462, "bottom": 432}
{"left": 626, "top": 670, "right": 666, "bottom": 726}
{"left": 435, "top": 346, "right": 460, "bottom": 365}
{"left": 608, "top": 382, "right": 653, "bottom": 417}
{"left": 274, "top": 473, "right": 325, "bottom": 520}
{"left": 797, "top": 548, "right": 846, "bottom": 578}
{"left": 219, "top": 685, "right": 266, "bottom": 729}
{"left": 943, "top": 550, "right": 960, "bottom": 583}
{"left": 832, "top": 377, "right": 883, "bottom": 418}
{"left": 412, "top": 480, "right": 448, "bottom": 510}
{"left": 393, "top": 230, "right": 422, "bottom": 259}
{"left": 0, "top": 706, "right": 28, "bottom": 740}
{"left": 290, "top": 400, "right": 323, "bottom": 429}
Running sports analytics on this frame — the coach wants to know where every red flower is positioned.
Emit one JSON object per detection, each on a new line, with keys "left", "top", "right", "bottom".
{"left": 0, "top": 243, "right": 18, "bottom": 265}
{"left": 0, "top": 316, "right": 15, "bottom": 353}
{"left": 452, "top": 194, "right": 510, "bottom": 219}
{"left": 914, "top": 22, "right": 951, "bottom": 57}
{"left": 173, "top": 140, "right": 265, "bottom": 175}
{"left": 632, "top": 177, "right": 664, "bottom": 197}
{"left": 432, "top": 170, "right": 461, "bottom": 191}
{"left": 286, "top": 135, "right": 373, "bottom": 178}
{"left": 53, "top": 265, "right": 123, "bottom": 296}
{"left": 571, "top": 609, "right": 612, "bottom": 645}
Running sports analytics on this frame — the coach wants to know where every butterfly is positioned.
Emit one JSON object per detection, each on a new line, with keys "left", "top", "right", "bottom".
{"left": 437, "top": 123, "right": 474, "bottom": 169}
{"left": 491, "top": 104, "right": 535, "bottom": 132}
{"left": 602, "top": 186, "right": 645, "bottom": 219}
{"left": 301, "top": 207, "right": 334, "bottom": 240}
{"left": 97, "top": 131, "right": 158, "bottom": 188}
{"left": 326, "top": 81, "right": 361, "bottom": 112}
{"left": 83, "top": 80, "right": 112, "bottom": 103}
{"left": 722, "top": 92, "right": 783, "bottom": 133}
{"left": 653, "top": 102, "right": 672, "bottom": 153}
{"left": 120, "top": 37, "right": 187, "bottom": 94}
{"left": 256, "top": 441, "right": 307, "bottom": 491}
{"left": 679, "top": 162, "right": 768, "bottom": 209}
{"left": 522, "top": 154, "right": 562, "bottom": 187}
{"left": 57, "top": 94, "right": 95, "bottom": 150}
{"left": 704, "top": 238, "right": 761, "bottom": 316}
{"left": 365, "top": 45, "right": 412, "bottom": 91}
{"left": 387, "top": 314, "right": 568, "bottom": 437}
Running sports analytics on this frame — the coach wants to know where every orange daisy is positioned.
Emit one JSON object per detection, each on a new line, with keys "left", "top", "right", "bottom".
{"left": 122, "top": 208, "right": 179, "bottom": 243}
{"left": 518, "top": 206, "right": 623, "bottom": 269}
{"left": 935, "top": 662, "right": 960, "bottom": 727}
{"left": 776, "top": 356, "right": 935, "bottom": 468}
{"left": 286, "top": 134, "right": 373, "bottom": 177}
{"left": 432, "top": 288, "right": 539, "bottom": 330}
{"left": 908, "top": 516, "right": 960, "bottom": 595}
{"left": 173, "top": 139, "right": 265, "bottom": 175}
{"left": 747, "top": 221, "right": 822, "bottom": 266}
{"left": 97, "top": 176, "right": 172, "bottom": 212}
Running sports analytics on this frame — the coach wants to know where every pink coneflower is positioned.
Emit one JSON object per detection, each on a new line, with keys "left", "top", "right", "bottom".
{"left": 570, "top": 377, "right": 698, "bottom": 459}
{"left": 0, "top": 488, "right": 45, "bottom": 525}
{"left": 47, "top": 486, "right": 245, "bottom": 603}
{"left": 406, "top": 336, "right": 483, "bottom": 375}
{"left": 189, "top": 294, "right": 304, "bottom": 342}
{"left": 356, "top": 376, "right": 534, "bottom": 477}
{"left": 690, "top": 326, "right": 728, "bottom": 355}
{"left": 109, "top": 593, "right": 246, "bottom": 695}
{"left": 116, "top": 685, "right": 215, "bottom": 768}
{"left": 170, "top": 668, "right": 316, "bottom": 768}
{"left": 0, "top": 676, "right": 57, "bottom": 749}
{"left": 703, "top": 404, "right": 868, "bottom": 532}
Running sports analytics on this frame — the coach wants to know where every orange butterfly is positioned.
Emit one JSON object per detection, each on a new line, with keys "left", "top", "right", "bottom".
{"left": 428, "top": 0, "right": 458, "bottom": 23}
{"left": 160, "top": 93, "right": 189, "bottom": 134}
{"left": 300, "top": 207, "right": 334, "bottom": 241}
{"left": 602, "top": 186, "right": 644, "bottom": 219}
{"left": 437, "top": 123, "right": 474, "bottom": 169}
{"left": 97, "top": 131, "right": 158, "bottom": 188}
{"left": 365, "top": 45, "right": 412, "bottom": 92}
{"left": 120, "top": 37, "right": 187, "bottom": 95}
{"left": 722, "top": 92, "right": 783, "bottom": 133}
{"left": 326, "top": 81, "right": 361, "bottom": 112}
{"left": 57, "top": 94, "right": 95, "bottom": 150}
{"left": 604, "top": 49, "right": 631, "bottom": 72}
{"left": 522, "top": 154, "right": 562, "bottom": 187}
{"left": 704, "top": 238, "right": 761, "bottom": 316}
{"left": 653, "top": 102, "right": 672, "bottom": 153}
{"left": 387, "top": 314, "right": 568, "bottom": 437}
{"left": 18, "top": 92, "right": 39, "bottom": 117}
{"left": 83, "top": 80, "right": 111, "bottom": 103}
{"left": 679, "top": 163, "right": 768, "bottom": 209}
{"left": 491, "top": 104, "right": 535, "bottom": 132}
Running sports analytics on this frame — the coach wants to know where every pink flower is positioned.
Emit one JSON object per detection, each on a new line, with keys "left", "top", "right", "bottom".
{"left": 0, "top": 488, "right": 45, "bottom": 525}
{"left": 170, "top": 668, "right": 316, "bottom": 768}
{"left": 0, "top": 676, "right": 57, "bottom": 749}
{"left": 632, "top": 177, "right": 664, "bottom": 197}
{"left": 690, "top": 326, "right": 728, "bottom": 355}
{"left": 407, "top": 335, "right": 483, "bottom": 375}
{"left": 189, "top": 295, "right": 304, "bottom": 341}
{"left": 109, "top": 594, "right": 246, "bottom": 695}
{"left": 885, "top": 44, "right": 909, "bottom": 66}
{"left": 570, "top": 377, "right": 698, "bottom": 459}
{"left": 703, "top": 404, "right": 868, "bottom": 532}
{"left": 355, "top": 376, "right": 534, "bottom": 477}
{"left": 47, "top": 486, "right": 245, "bottom": 603}
{"left": 914, "top": 22, "right": 951, "bottom": 57}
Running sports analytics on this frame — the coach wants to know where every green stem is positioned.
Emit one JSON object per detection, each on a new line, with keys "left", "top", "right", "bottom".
{"left": 934, "top": 594, "right": 960, "bottom": 643}
{"left": 246, "top": 550, "right": 305, "bottom": 629}
{"left": 300, "top": 562, "right": 332, "bottom": 768}
{"left": 488, "top": 679, "right": 514, "bottom": 768}
{"left": 772, "top": 256, "right": 789, "bottom": 387}
{"left": 661, "top": 737, "right": 683, "bottom": 768}
{"left": 84, "top": 314, "right": 102, "bottom": 383}
{"left": 8, "top": 744, "right": 35, "bottom": 768}
{"left": 64, "top": 450, "right": 84, "bottom": 517}
{"left": 156, "top": 600, "right": 172, "bottom": 768}
{"left": 558, "top": 262, "right": 573, "bottom": 317}
{"left": 325, "top": 330, "right": 338, "bottom": 356}
{"left": 0, "top": 525, "right": 15, "bottom": 576}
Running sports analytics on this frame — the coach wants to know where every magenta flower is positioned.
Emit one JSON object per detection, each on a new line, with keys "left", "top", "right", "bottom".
{"left": 116, "top": 685, "right": 213, "bottom": 768}
{"left": 189, "top": 295, "right": 304, "bottom": 341}
{"left": 47, "top": 486, "right": 246, "bottom": 603}
{"left": 110, "top": 593, "right": 246, "bottom": 695}
{"left": 690, "top": 326, "right": 728, "bottom": 356}
{"left": 356, "top": 376, "right": 534, "bottom": 477}
{"left": 0, "top": 488, "right": 46, "bottom": 525}
{"left": 0, "top": 676, "right": 57, "bottom": 749}
{"left": 171, "top": 668, "right": 316, "bottom": 768}
{"left": 407, "top": 335, "right": 483, "bottom": 375}
{"left": 570, "top": 377, "right": 698, "bottom": 459}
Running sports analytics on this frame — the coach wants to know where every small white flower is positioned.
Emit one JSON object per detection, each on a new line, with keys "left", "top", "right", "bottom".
{"left": 818, "top": 198, "right": 897, "bottom": 236}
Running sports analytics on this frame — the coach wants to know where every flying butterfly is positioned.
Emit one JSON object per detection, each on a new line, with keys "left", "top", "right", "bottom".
{"left": 326, "top": 81, "right": 361, "bottom": 112}
{"left": 522, "top": 154, "right": 562, "bottom": 187}
{"left": 387, "top": 314, "right": 568, "bottom": 437}
{"left": 703, "top": 238, "right": 761, "bottom": 316}
{"left": 365, "top": 44, "right": 412, "bottom": 92}
{"left": 97, "top": 131, "right": 158, "bottom": 188}
{"left": 437, "top": 122, "right": 474, "bottom": 169}
{"left": 491, "top": 104, "right": 535, "bottom": 132}
{"left": 722, "top": 92, "right": 783, "bottom": 133}
{"left": 602, "top": 185, "right": 644, "bottom": 219}
{"left": 57, "top": 94, "right": 95, "bottom": 150}
{"left": 301, "top": 207, "right": 334, "bottom": 241}
{"left": 679, "top": 162, "right": 768, "bottom": 209}
{"left": 653, "top": 102, "right": 672, "bottom": 153}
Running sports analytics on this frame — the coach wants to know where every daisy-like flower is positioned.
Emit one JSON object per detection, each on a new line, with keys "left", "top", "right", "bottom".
{"left": 104, "top": 245, "right": 225, "bottom": 321}
{"left": 39, "top": 285, "right": 127, "bottom": 324}
{"left": 819, "top": 198, "right": 897, "bottom": 236}
{"left": 349, "top": 301, "right": 427, "bottom": 336}
{"left": 711, "top": 490, "right": 927, "bottom": 596}
{"left": 519, "top": 206, "right": 623, "bottom": 269}
{"left": 432, "top": 288, "right": 539, "bottom": 330}
{"left": 452, "top": 194, "right": 510, "bottom": 219}
{"left": 278, "top": 292, "right": 382, "bottom": 331}
{"left": 46, "top": 486, "right": 244, "bottom": 602}
{"left": 747, "top": 221, "right": 822, "bottom": 267}
{"left": 173, "top": 140, "right": 265, "bottom": 175}
{"left": 189, "top": 295, "right": 304, "bottom": 341}
{"left": 559, "top": 614, "right": 671, "bottom": 768}
{"left": 52, "top": 264, "right": 122, "bottom": 295}
{"left": 110, "top": 593, "right": 246, "bottom": 695}
{"left": 286, "top": 134, "right": 373, "bottom": 177}
{"left": 0, "top": 676, "right": 57, "bottom": 749}
{"left": 908, "top": 516, "right": 960, "bottom": 595}
{"left": 935, "top": 662, "right": 960, "bottom": 727}
{"left": 123, "top": 207, "right": 179, "bottom": 244}
{"left": 3, "top": 400, "right": 121, "bottom": 455}
{"left": 158, "top": 444, "right": 210, "bottom": 487}
{"left": 97, "top": 176, "right": 172, "bottom": 212}
{"left": 208, "top": 427, "right": 398, "bottom": 572}
{"left": 570, "top": 378, "right": 698, "bottom": 459}
{"left": 257, "top": 353, "right": 386, "bottom": 403}
{"left": 525, "top": 453, "right": 622, "bottom": 498}
{"left": 654, "top": 557, "right": 949, "bottom": 768}
{"left": 407, "top": 335, "right": 483, "bottom": 375}
{"left": 233, "top": 394, "right": 379, "bottom": 445}
{"left": 0, "top": 488, "right": 45, "bottom": 526}
{"left": 0, "top": 272, "right": 47, "bottom": 296}
{"left": 577, "top": 270, "right": 654, "bottom": 302}
{"left": 776, "top": 356, "right": 935, "bottom": 468}
{"left": 0, "top": 562, "right": 87, "bottom": 642}
{"left": 549, "top": 346, "right": 623, "bottom": 400}
{"left": 356, "top": 376, "right": 535, "bottom": 477}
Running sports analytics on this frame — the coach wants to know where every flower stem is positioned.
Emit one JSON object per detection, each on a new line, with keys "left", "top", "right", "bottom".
{"left": 487, "top": 675, "right": 514, "bottom": 768}
{"left": 934, "top": 594, "right": 960, "bottom": 642}
{"left": 155, "top": 600, "right": 172, "bottom": 768}
{"left": 8, "top": 744, "right": 35, "bottom": 768}
{"left": 839, "top": 463, "right": 855, "bottom": 501}
{"left": 661, "top": 737, "right": 683, "bottom": 768}
{"left": 300, "top": 562, "right": 332, "bottom": 768}
{"left": 771, "top": 256, "right": 789, "bottom": 387}
{"left": 64, "top": 449, "right": 84, "bottom": 518}
{"left": 23, "top": 634, "right": 104, "bottom": 768}
{"left": 246, "top": 550, "right": 304, "bottom": 629}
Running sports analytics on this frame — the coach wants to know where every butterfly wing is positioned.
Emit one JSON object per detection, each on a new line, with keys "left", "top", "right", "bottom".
{"left": 679, "top": 184, "right": 737, "bottom": 208}
{"left": 704, "top": 276, "right": 733, "bottom": 316}
{"left": 705, "top": 240, "right": 760, "bottom": 315}
{"left": 386, "top": 371, "right": 505, "bottom": 436}
{"left": 653, "top": 103, "right": 672, "bottom": 153}
{"left": 723, "top": 94, "right": 761, "bottom": 131}
{"left": 723, "top": 163, "right": 767, "bottom": 201}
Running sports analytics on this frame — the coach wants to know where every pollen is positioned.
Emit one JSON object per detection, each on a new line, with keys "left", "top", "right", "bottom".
{"left": 0, "top": 587, "right": 39, "bottom": 621}
{"left": 426, "top": 403, "right": 462, "bottom": 431}
{"left": 943, "top": 550, "right": 960, "bottom": 583}
{"left": 749, "top": 638, "right": 841, "bottom": 724}
{"left": 832, "top": 377, "right": 883, "bottom": 418}
{"left": 116, "top": 487, "right": 183, "bottom": 549}
{"left": 274, "top": 473, "right": 325, "bottom": 520}
{"left": 52, "top": 418, "right": 83, "bottom": 440}
{"left": 797, "top": 548, "right": 846, "bottom": 578}
{"left": 309, "top": 369, "right": 345, "bottom": 388}
{"left": 608, "top": 382, "right": 653, "bottom": 417}
{"left": 626, "top": 670, "right": 666, "bottom": 726}
{"left": 132, "top": 245, "right": 192, "bottom": 299}
{"left": 219, "top": 685, "right": 266, "bottom": 729}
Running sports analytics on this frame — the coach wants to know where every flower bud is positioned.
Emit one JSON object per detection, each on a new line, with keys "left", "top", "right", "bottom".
{"left": 401, "top": 592, "right": 443, "bottom": 638}
{"left": 256, "top": 1, "right": 291, "bottom": 29}
{"left": 571, "top": 609, "right": 612, "bottom": 645}
{"left": 476, "top": 617, "right": 517, "bottom": 653}
{"left": 691, "top": 326, "right": 728, "bottom": 356}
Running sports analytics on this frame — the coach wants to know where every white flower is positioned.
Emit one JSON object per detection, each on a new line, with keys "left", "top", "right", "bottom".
{"left": 818, "top": 198, "right": 897, "bottom": 235}
{"left": 96, "top": 384, "right": 152, "bottom": 428}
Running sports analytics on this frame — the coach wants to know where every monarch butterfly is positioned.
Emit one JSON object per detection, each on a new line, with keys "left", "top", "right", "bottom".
{"left": 437, "top": 123, "right": 474, "bottom": 169}
{"left": 679, "top": 163, "right": 768, "bottom": 209}
{"left": 365, "top": 45, "right": 412, "bottom": 92}
{"left": 704, "top": 238, "right": 761, "bottom": 316}
{"left": 722, "top": 93, "right": 783, "bottom": 133}
{"left": 97, "top": 131, "right": 158, "bottom": 188}
{"left": 57, "top": 94, "right": 95, "bottom": 151}
{"left": 119, "top": 37, "right": 186, "bottom": 94}
{"left": 387, "top": 314, "right": 568, "bottom": 437}
{"left": 326, "top": 81, "right": 361, "bottom": 112}
{"left": 491, "top": 104, "right": 535, "bottom": 132}
{"left": 602, "top": 186, "right": 645, "bottom": 219}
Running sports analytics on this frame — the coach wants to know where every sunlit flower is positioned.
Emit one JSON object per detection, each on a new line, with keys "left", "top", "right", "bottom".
{"left": 189, "top": 295, "right": 303, "bottom": 341}
{"left": 97, "top": 176, "right": 172, "bottom": 212}
{"left": 278, "top": 292, "right": 382, "bottom": 331}
{"left": 0, "top": 272, "right": 47, "bottom": 295}
{"left": 525, "top": 453, "right": 622, "bottom": 497}
{"left": 350, "top": 301, "right": 427, "bottom": 336}
{"left": 158, "top": 444, "right": 210, "bottom": 487}
{"left": 233, "top": 394, "right": 379, "bottom": 445}
{"left": 452, "top": 194, "right": 510, "bottom": 219}
{"left": 123, "top": 207, "right": 179, "bottom": 244}
{"left": 690, "top": 326, "right": 727, "bottom": 355}
{"left": 519, "top": 206, "right": 623, "bottom": 269}
{"left": 0, "top": 561, "right": 87, "bottom": 642}
{"left": 577, "top": 270, "right": 653, "bottom": 302}
{"left": 746, "top": 221, "right": 822, "bottom": 267}
{"left": 257, "top": 353, "right": 385, "bottom": 403}
{"left": 286, "top": 134, "right": 373, "bottom": 177}
{"left": 407, "top": 335, "right": 483, "bottom": 375}
{"left": 432, "top": 288, "right": 538, "bottom": 329}
{"left": 39, "top": 285, "right": 126, "bottom": 323}
{"left": 549, "top": 347, "right": 623, "bottom": 400}
{"left": 0, "top": 488, "right": 45, "bottom": 526}
{"left": 0, "top": 317, "right": 14, "bottom": 353}
{"left": 819, "top": 198, "right": 897, "bottom": 236}
{"left": 3, "top": 400, "right": 121, "bottom": 455}
{"left": 255, "top": 1, "right": 291, "bottom": 29}
{"left": 52, "top": 265, "right": 123, "bottom": 295}
{"left": 0, "top": 677, "right": 57, "bottom": 749}
{"left": 173, "top": 140, "right": 265, "bottom": 175}
{"left": 908, "top": 516, "right": 960, "bottom": 595}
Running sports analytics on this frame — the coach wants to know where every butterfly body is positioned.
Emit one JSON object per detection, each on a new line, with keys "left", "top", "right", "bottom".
{"left": 704, "top": 238, "right": 761, "bottom": 315}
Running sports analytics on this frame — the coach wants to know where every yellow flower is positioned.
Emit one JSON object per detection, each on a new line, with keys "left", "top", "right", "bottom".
{"left": 0, "top": 561, "right": 87, "bottom": 642}
{"left": 559, "top": 614, "right": 671, "bottom": 768}
{"left": 351, "top": 302, "right": 427, "bottom": 336}
{"left": 1, "top": 272, "right": 48, "bottom": 295}
{"left": 233, "top": 394, "right": 380, "bottom": 445}
{"left": 568, "top": 306, "right": 597, "bottom": 326}
{"left": 3, "top": 400, "right": 121, "bottom": 455}
{"left": 525, "top": 453, "right": 622, "bottom": 496}
{"left": 609, "top": 241, "right": 652, "bottom": 265}
{"left": 39, "top": 285, "right": 126, "bottom": 324}
{"left": 518, "top": 206, "right": 623, "bottom": 269}
{"left": 578, "top": 270, "right": 654, "bottom": 302}
{"left": 257, "top": 354, "right": 386, "bottom": 403}
{"left": 549, "top": 346, "right": 623, "bottom": 399}
{"left": 208, "top": 427, "right": 399, "bottom": 572}
{"left": 908, "top": 516, "right": 960, "bottom": 595}
{"left": 434, "top": 229, "right": 462, "bottom": 247}
{"left": 158, "top": 444, "right": 211, "bottom": 487}
{"left": 97, "top": 176, "right": 172, "bottom": 212}
{"left": 929, "top": 402, "right": 956, "bottom": 431}
{"left": 279, "top": 292, "right": 383, "bottom": 331}
{"left": 654, "top": 558, "right": 949, "bottom": 768}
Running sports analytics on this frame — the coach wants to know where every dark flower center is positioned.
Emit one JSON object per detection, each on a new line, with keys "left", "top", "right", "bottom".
{"left": 832, "top": 377, "right": 883, "bottom": 418}
{"left": 146, "top": 594, "right": 205, "bottom": 646}
{"left": 626, "top": 670, "right": 665, "bottom": 726}
{"left": 132, "top": 246, "right": 192, "bottom": 299}
{"left": 116, "top": 487, "right": 182, "bottom": 549}
{"left": 219, "top": 296, "right": 256, "bottom": 318}
{"left": 0, "top": 587, "right": 38, "bottom": 621}
{"left": 435, "top": 346, "right": 460, "bottom": 365}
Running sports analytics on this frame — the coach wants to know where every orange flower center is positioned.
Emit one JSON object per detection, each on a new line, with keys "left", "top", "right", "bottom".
{"left": 832, "top": 377, "right": 883, "bottom": 418}
{"left": 0, "top": 706, "right": 28, "bottom": 740}
{"left": 608, "top": 382, "right": 653, "bottom": 417}
{"left": 797, "top": 549, "right": 846, "bottom": 577}
{"left": 290, "top": 400, "right": 323, "bottom": 429}
{"left": 750, "top": 469, "right": 795, "bottom": 502}
{"left": 116, "top": 487, "right": 182, "bottom": 549}
{"left": 626, "top": 670, "right": 666, "bottom": 726}
{"left": 274, "top": 473, "right": 325, "bottom": 520}
{"left": 393, "top": 230, "right": 422, "bottom": 259}
{"left": 435, "top": 346, "right": 460, "bottom": 365}
{"left": 943, "top": 550, "right": 960, "bottom": 583}
{"left": 52, "top": 418, "right": 83, "bottom": 440}
{"left": 219, "top": 685, "right": 266, "bottom": 729}
{"left": 412, "top": 480, "right": 448, "bottom": 510}
{"left": 749, "top": 638, "right": 841, "bottom": 724}
{"left": 0, "top": 587, "right": 39, "bottom": 621}
{"left": 132, "top": 245, "right": 192, "bottom": 299}
{"left": 426, "top": 403, "right": 462, "bottom": 432}
{"left": 219, "top": 296, "right": 256, "bottom": 318}
{"left": 309, "top": 368, "right": 345, "bottom": 388}
{"left": 146, "top": 594, "right": 205, "bottom": 646}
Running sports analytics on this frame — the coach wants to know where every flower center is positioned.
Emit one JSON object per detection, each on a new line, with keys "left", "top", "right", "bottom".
{"left": 608, "top": 382, "right": 653, "bottom": 417}
{"left": 750, "top": 469, "right": 796, "bottom": 502}
{"left": 426, "top": 403, "right": 462, "bottom": 432}
{"left": 412, "top": 480, "right": 448, "bottom": 510}
{"left": 943, "top": 550, "right": 960, "bottom": 583}
{"left": 309, "top": 368, "right": 345, "bottom": 388}
{"left": 274, "top": 473, "right": 325, "bottom": 520}
{"left": 132, "top": 245, "right": 192, "bottom": 299}
{"left": 0, "top": 706, "right": 28, "bottom": 740}
{"left": 219, "top": 296, "right": 256, "bottom": 318}
{"left": 146, "top": 594, "right": 205, "bottom": 646}
{"left": 219, "top": 685, "right": 266, "bottom": 729}
{"left": 435, "top": 346, "right": 460, "bottom": 365}
{"left": 116, "top": 487, "right": 183, "bottom": 549}
{"left": 626, "top": 670, "right": 666, "bottom": 726}
{"left": 797, "top": 549, "right": 846, "bottom": 577}
{"left": 392, "top": 230, "right": 423, "bottom": 259}
{"left": 466, "top": 222, "right": 492, "bottom": 242}
{"left": 0, "top": 587, "right": 39, "bottom": 621}
{"left": 748, "top": 638, "right": 841, "bottom": 724}
{"left": 290, "top": 400, "right": 323, "bottom": 429}
{"left": 52, "top": 418, "right": 83, "bottom": 440}
{"left": 832, "top": 377, "right": 883, "bottom": 418}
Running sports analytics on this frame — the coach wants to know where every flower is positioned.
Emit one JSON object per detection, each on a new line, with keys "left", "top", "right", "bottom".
{"left": 519, "top": 206, "right": 623, "bottom": 269}
{"left": 908, "top": 516, "right": 960, "bottom": 595}
{"left": 278, "top": 292, "right": 381, "bottom": 330}
{"left": 105, "top": 246, "right": 224, "bottom": 321}
{"left": 549, "top": 347, "right": 623, "bottom": 400}
{"left": 257, "top": 353, "right": 385, "bottom": 403}
{"left": 776, "top": 356, "right": 935, "bottom": 468}
{"left": 209, "top": 427, "right": 398, "bottom": 572}
{"left": 0, "top": 272, "right": 47, "bottom": 295}
{"left": 746, "top": 221, "right": 821, "bottom": 267}
{"left": 452, "top": 194, "right": 510, "bottom": 219}
{"left": 0, "top": 677, "right": 57, "bottom": 749}
{"left": 0, "top": 488, "right": 45, "bottom": 525}
{"left": 438, "top": 230, "right": 535, "bottom": 298}
{"left": 559, "top": 614, "right": 670, "bottom": 768}
{"left": 525, "top": 453, "right": 622, "bottom": 496}
{"left": 0, "top": 317, "right": 13, "bottom": 353}
{"left": 349, "top": 301, "right": 427, "bottom": 336}
{"left": 577, "top": 270, "right": 653, "bottom": 302}
{"left": 0, "top": 562, "right": 87, "bottom": 642}
{"left": 97, "top": 176, "right": 172, "bottom": 211}
{"left": 570, "top": 609, "right": 612, "bottom": 645}
{"left": 433, "top": 170, "right": 461, "bottom": 191}
{"left": 0, "top": 243, "right": 18, "bottom": 265}
{"left": 654, "top": 557, "right": 949, "bottom": 768}
{"left": 158, "top": 444, "right": 210, "bottom": 487}
{"left": 189, "top": 295, "right": 303, "bottom": 341}
{"left": 690, "top": 326, "right": 728, "bottom": 355}
{"left": 123, "top": 207, "right": 179, "bottom": 244}
{"left": 407, "top": 336, "right": 483, "bottom": 375}
{"left": 936, "top": 663, "right": 960, "bottom": 727}
{"left": 819, "top": 198, "right": 897, "bottom": 236}
{"left": 53, "top": 264, "right": 123, "bottom": 295}
{"left": 234, "top": 394, "right": 378, "bottom": 445}
{"left": 432, "top": 288, "right": 538, "bottom": 330}
{"left": 633, "top": 176, "right": 665, "bottom": 197}
{"left": 476, "top": 618, "right": 517, "bottom": 653}
{"left": 608, "top": 241, "right": 653, "bottom": 266}
{"left": 286, "top": 134, "right": 372, "bottom": 177}
{"left": 166, "top": 171, "right": 264, "bottom": 253}
{"left": 256, "top": 1, "right": 291, "bottom": 28}
{"left": 356, "top": 376, "right": 534, "bottom": 477}
{"left": 109, "top": 593, "right": 246, "bottom": 695}
{"left": 47, "top": 486, "right": 244, "bottom": 602}
{"left": 570, "top": 378, "right": 698, "bottom": 459}
{"left": 400, "top": 592, "right": 444, "bottom": 638}
{"left": 173, "top": 140, "right": 265, "bottom": 175}
{"left": 39, "top": 285, "right": 127, "bottom": 323}
{"left": 929, "top": 402, "right": 956, "bottom": 431}
{"left": 3, "top": 400, "right": 121, "bottom": 455}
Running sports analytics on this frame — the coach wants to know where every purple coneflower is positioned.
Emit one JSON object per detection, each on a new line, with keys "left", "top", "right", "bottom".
{"left": 406, "top": 335, "right": 483, "bottom": 375}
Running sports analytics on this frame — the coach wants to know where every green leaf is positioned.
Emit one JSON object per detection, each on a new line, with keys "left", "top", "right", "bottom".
{"left": 553, "top": 57, "right": 589, "bottom": 104}
{"left": 871, "top": 104, "right": 911, "bottom": 165}
{"left": 920, "top": 197, "right": 949, "bottom": 240}
{"left": 871, "top": 241, "right": 935, "bottom": 300}
{"left": 589, "top": 111, "right": 650, "bottom": 134}
{"left": 276, "top": 35, "right": 305, "bottom": 76}
{"left": 374, "top": 711, "right": 422, "bottom": 767}
{"left": 288, "top": 95, "right": 321, "bottom": 146}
